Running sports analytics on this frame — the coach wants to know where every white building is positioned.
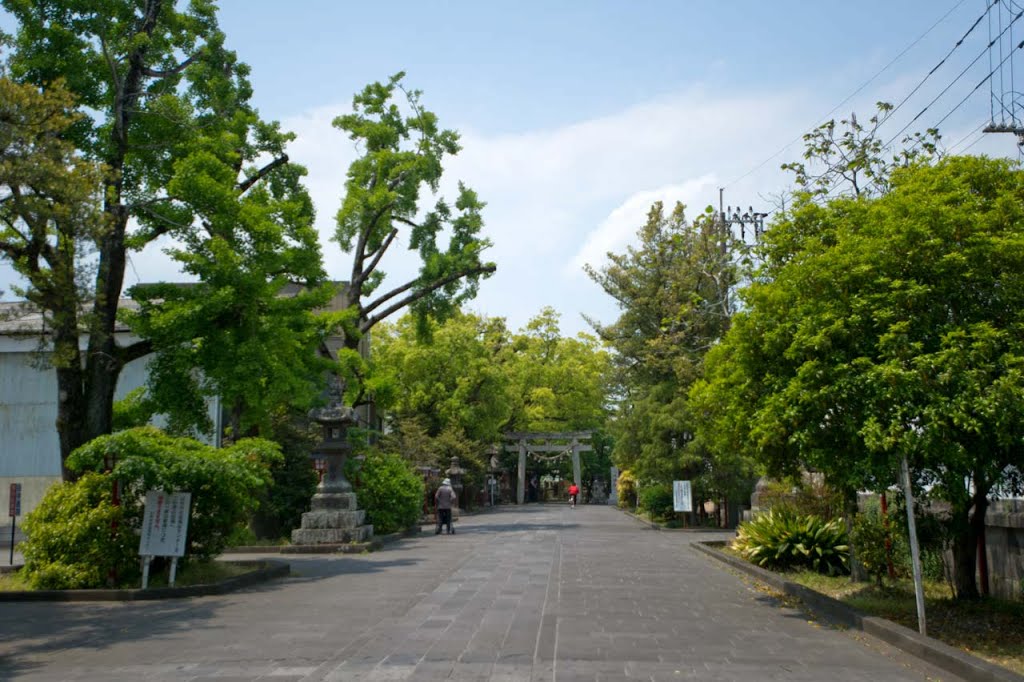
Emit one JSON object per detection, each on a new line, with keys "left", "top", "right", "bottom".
{"left": 0, "top": 284, "right": 367, "bottom": 518}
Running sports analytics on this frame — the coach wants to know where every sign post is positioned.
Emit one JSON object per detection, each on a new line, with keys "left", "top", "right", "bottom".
{"left": 673, "top": 480, "right": 693, "bottom": 513}
{"left": 8, "top": 483, "right": 21, "bottom": 566}
{"left": 138, "top": 490, "right": 191, "bottom": 588}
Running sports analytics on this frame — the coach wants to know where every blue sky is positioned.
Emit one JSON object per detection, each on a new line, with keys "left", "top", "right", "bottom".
{"left": 2, "top": 0, "right": 1020, "bottom": 336}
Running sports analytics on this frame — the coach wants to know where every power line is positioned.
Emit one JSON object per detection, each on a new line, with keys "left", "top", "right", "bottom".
{"left": 885, "top": 7, "right": 1024, "bottom": 147}
{"left": 722, "top": 0, "right": 968, "bottom": 189}
{"left": 881, "top": 0, "right": 995, "bottom": 126}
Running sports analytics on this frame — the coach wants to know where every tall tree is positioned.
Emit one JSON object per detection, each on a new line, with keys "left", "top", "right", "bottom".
{"left": 2, "top": 0, "right": 308, "bottom": 476}
{"left": 0, "top": 76, "right": 107, "bottom": 478}
{"left": 695, "top": 156, "right": 1024, "bottom": 599}
{"left": 586, "top": 202, "right": 743, "bottom": 492}
{"left": 330, "top": 72, "right": 496, "bottom": 404}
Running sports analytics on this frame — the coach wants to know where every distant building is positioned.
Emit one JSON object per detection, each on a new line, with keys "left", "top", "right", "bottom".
{"left": 0, "top": 284, "right": 371, "bottom": 517}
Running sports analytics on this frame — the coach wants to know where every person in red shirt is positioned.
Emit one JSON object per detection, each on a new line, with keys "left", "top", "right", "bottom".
{"left": 568, "top": 482, "right": 579, "bottom": 508}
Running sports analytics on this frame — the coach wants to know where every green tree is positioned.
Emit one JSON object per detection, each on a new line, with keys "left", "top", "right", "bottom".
{"left": 2, "top": 0, "right": 314, "bottom": 475}
{"left": 373, "top": 310, "right": 512, "bottom": 443}
{"left": 504, "top": 307, "right": 611, "bottom": 433}
{"left": 330, "top": 73, "right": 496, "bottom": 406}
{"left": 695, "top": 156, "right": 1024, "bottom": 599}
{"left": 587, "top": 202, "right": 747, "bottom": 503}
{"left": 0, "top": 76, "right": 108, "bottom": 478}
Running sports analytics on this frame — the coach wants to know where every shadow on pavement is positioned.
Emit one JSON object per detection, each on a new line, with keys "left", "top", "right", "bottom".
{"left": 0, "top": 598, "right": 222, "bottom": 678}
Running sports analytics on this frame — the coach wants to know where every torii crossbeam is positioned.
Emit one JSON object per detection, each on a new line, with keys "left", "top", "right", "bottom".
{"left": 502, "top": 431, "right": 593, "bottom": 504}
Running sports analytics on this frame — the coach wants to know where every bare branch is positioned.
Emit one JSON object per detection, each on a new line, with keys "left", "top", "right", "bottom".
{"left": 119, "top": 338, "right": 154, "bottom": 365}
{"left": 359, "top": 263, "right": 496, "bottom": 333}
{"left": 238, "top": 154, "right": 289, "bottom": 194}
{"left": 142, "top": 54, "right": 198, "bottom": 78}
{"left": 353, "top": 227, "right": 398, "bottom": 288}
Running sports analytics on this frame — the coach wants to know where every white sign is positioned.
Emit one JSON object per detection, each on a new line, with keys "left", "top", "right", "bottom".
{"left": 139, "top": 490, "right": 191, "bottom": 557}
{"left": 673, "top": 480, "right": 692, "bottom": 512}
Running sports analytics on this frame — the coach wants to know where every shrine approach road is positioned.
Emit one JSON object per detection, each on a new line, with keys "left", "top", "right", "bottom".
{"left": 0, "top": 504, "right": 965, "bottom": 681}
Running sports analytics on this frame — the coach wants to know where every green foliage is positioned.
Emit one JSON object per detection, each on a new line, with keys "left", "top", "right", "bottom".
{"left": 330, "top": 72, "right": 495, "bottom": 371}
{"left": 850, "top": 509, "right": 891, "bottom": 586}
{"left": 616, "top": 469, "right": 638, "bottom": 509}
{"left": 734, "top": 509, "right": 850, "bottom": 575}
{"left": 696, "top": 155, "right": 1024, "bottom": 598}
{"left": 3, "top": 0, "right": 321, "bottom": 468}
{"left": 638, "top": 483, "right": 674, "bottom": 520}
{"left": 350, "top": 450, "right": 425, "bottom": 535}
{"left": 18, "top": 427, "right": 282, "bottom": 589}
{"left": 587, "top": 201, "right": 750, "bottom": 498}
{"left": 21, "top": 473, "right": 137, "bottom": 589}
{"left": 247, "top": 415, "right": 319, "bottom": 539}
{"left": 112, "top": 387, "right": 158, "bottom": 432}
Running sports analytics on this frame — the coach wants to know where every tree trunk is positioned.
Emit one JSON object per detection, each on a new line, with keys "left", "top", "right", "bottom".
{"left": 951, "top": 488, "right": 989, "bottom": 600}
{"left": 53, "top": 325, "right": 87, "bottom": 481}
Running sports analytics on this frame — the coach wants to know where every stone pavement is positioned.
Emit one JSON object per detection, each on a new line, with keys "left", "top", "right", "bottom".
{"left": 0, "top": 505, "right": 965, "bottom": 681}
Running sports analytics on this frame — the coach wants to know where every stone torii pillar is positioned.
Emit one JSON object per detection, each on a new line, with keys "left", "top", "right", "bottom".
{"left": 571, "top": 438, "right": 582, "bottom": 491}
{"left": 517, "top": 438, "right": 526, "bottom": 505}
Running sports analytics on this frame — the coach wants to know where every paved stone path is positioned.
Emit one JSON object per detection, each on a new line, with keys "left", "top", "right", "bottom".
{"left": 0, "top": 505, "right": 963, "bottom": 681}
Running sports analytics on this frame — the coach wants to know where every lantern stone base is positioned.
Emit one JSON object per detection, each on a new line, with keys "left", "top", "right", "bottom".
{"left": 291, "top": 492, "right": 373, "bottom": 545}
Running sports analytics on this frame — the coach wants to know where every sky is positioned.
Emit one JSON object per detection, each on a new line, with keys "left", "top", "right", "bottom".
{"left": 2, "top": 0, "right": 1022, "bottom": 337}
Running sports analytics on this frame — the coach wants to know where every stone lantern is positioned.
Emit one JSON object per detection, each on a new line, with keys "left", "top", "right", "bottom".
{"left": 291, "top": 377, "right": 373, "bottom": 545}
{"left": 447, "top": 455, "right": 465, "bottom": 515}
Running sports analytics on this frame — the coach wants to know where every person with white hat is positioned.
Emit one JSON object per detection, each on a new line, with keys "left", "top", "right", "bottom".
{"left": 434, "top": 477, "right": 457, "bottom": 535}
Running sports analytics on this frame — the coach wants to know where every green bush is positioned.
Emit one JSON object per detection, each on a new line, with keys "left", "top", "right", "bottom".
{"left": 350, "top": 450, "right": 424, "bottom": 535}
{"left": 21, "top": 427, "right": 280, "bottom": 589}
{"left": 850, "top": 510, "right": 892, "bottom": 585}
{"left": 247, "top": 417, "right": 319, "bottom": 539}
{"left": 734, "top": 509, "right": 850, "bottom": 575}
{"left": 638, "top": 483, "right": 674, "bottom": 520}
{"left": 616, "top": 469, "right": 637, "bottom": 509}
{"left": 21, "top": 473, "right": 139, "bottom": 589}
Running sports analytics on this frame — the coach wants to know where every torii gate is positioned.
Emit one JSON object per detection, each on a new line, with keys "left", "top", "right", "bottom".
{"left": 502, "top": 431, "right": 593, "bottom": 504}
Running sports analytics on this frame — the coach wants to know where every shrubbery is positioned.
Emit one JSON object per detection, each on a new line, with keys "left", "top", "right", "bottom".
{"left": 616, "top": 469, "right": 637, "bottom": 509}
{"left": 20, "top": 427, "right": 280, "bottom": 589}
{"left": 638, "top": 483, "right": 674, "bottom": 520}
{"left": 733, "top": 509, "right": 850, "bottom": 575}
{"left": 349, "top": 450, "right": 424, "bottom": 535}
{"left": 850, "top": 509, "right": 891, "bottom": 585}
{"left": 21, "top": 473, "right": 137, "bottom": 589}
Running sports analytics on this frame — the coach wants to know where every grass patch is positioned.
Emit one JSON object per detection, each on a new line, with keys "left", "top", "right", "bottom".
{"left": 140, "top": 559, "right": 254, "bottom": 588}
{"left": 0, "top": 571, "right": 30, "bottom": 591}
{"left": 786, "top": 570, "right": 1024, "bottom": 675}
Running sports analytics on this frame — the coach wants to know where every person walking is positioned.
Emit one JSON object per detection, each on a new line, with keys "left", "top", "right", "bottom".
{"left": 435, "top": 478, "right": 457, "bottom": 535}
{"left": 568, "top": 482, "right": 579, "bottom": 508}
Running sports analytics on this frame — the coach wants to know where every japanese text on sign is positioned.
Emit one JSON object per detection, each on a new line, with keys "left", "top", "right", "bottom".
{"left": 673, "top": 480, "right": 692, "bottom": 513}
{"left": 8, "top": 483, "right": 21, "bottom": 517}
{"left": 139, "top": 490, "right": 191, "bottom": 557}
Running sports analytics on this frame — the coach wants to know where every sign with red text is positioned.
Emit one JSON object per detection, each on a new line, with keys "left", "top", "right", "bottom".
{"left": 139, "top": 490, "right": 191, "bottom": 557}
{"left": 8, "top": 483, "right": 21, "bottom": 517}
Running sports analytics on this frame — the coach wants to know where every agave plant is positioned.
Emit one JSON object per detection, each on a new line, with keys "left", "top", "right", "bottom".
{"left": 733, "top": 508, "right": 850, "bottom": 575}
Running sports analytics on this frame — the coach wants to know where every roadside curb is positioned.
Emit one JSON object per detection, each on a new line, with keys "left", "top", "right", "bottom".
{"left": 228, "top": 525, "right": 422, "bottom": 555}
{"left": 0, "top": 559, "right": 290, "bottom": 602}
{"left": 693, "top": 540, "right": 1023, "bottom": 682}
{"left": 619, "top": 508, "right": 731, "bottom": 532}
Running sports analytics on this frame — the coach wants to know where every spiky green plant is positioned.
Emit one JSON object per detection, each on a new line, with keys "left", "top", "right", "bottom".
{"left": 733, "top": 508, "right": 850, "bottom": 575}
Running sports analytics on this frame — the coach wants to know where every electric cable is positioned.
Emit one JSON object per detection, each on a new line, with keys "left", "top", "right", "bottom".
{"left": 885, "top": 7, "right": 1024, "bottom": 147}
{"left": 881, "top": 0, "right": 995, "bottom": 126}
{"left": 722, "top": 0, "right": 968, "bottom": 189}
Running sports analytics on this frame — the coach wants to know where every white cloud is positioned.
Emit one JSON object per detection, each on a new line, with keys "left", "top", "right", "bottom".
{"left": 568, "top": 176, "right": 718, "bottom": 277}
